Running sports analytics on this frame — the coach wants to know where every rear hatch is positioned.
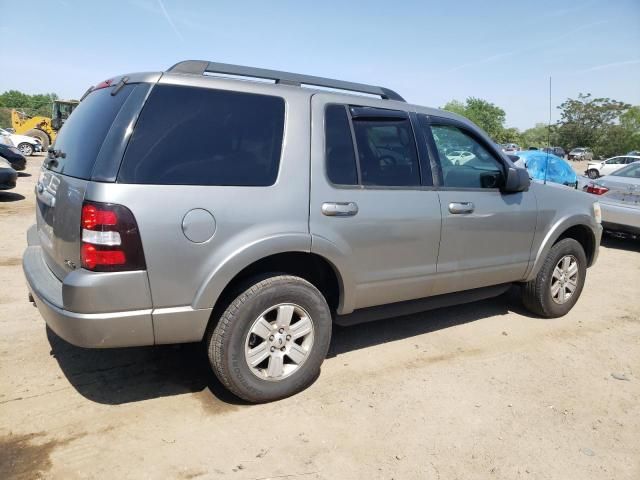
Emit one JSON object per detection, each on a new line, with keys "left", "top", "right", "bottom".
{"left": 36, "top": 81, "right": 151, "bottom": 280}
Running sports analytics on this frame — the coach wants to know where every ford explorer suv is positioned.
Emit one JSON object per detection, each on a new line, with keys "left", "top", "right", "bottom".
{"left": 23, "top": 61, "right": 603, "bottom": 403}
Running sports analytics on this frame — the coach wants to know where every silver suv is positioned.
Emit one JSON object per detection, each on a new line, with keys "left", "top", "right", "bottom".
{"left": 23, "top": 61, "right": 602, "bottom": 402}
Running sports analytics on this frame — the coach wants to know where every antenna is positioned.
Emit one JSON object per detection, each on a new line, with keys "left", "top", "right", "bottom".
{"left": 544, "top": 76, "right": 551, "bottom": 185}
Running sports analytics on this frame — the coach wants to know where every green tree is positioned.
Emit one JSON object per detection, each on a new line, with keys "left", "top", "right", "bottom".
{"left": 556, "top": 93, "right": 631, "bottom": 157}
{"left": 442, "top": 97, "right": 506, "bottom": 140}
{"left": 0, "top": 90, "right": 59, "bottom": 118}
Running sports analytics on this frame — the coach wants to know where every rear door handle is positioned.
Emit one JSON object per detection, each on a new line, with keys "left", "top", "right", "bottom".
{"left": 448, "top": 202, "right": 474, "bottom": 214}
{"left": 322, "top": 202, "right": 359, "bottom": 217}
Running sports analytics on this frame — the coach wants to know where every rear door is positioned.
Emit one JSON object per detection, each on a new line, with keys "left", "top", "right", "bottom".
{"left": 601, "top": 157, "right": 625, "bottom": 176}
{"left": 36, "top": 82, "right": 150, "bottom": 280}
{"left": 417, "top": 115, "right": 537, "bottom": 294}
{"left": 309, "top": 94, "right": 442, "bottom": 312}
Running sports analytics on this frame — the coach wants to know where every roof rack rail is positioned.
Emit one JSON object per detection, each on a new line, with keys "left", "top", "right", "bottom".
{"left": 166, "top": 60, "right": 405, "bottom": 102}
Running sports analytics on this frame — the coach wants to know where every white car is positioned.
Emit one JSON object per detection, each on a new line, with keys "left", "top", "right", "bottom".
{"left": 0, "top": 128, "right": 41, "bottom": 156}
{"left": 446, "top": 150, "right": 475, "bottom": 165}
{"left": 585, "top": 155, "right": 640, "bottom": 179}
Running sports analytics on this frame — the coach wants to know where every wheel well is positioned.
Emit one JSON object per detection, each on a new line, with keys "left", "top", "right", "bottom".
{"left": 556, "top": 225, "right": 595, "bottom": 265}
{"left": 212, "top": 252, "right": 342, "bottom": 315}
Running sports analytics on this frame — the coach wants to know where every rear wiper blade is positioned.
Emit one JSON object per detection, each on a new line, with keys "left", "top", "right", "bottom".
{"left": 111, "top": 76, "right": 129, "bottom": 96}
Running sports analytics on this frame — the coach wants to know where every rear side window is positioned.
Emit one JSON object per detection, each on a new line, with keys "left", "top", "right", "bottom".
{"left": 352, "top": 119, "right": 420, "bottom": 186}
{"left": 48, "top": 84, "right": 136, "bottom": 179}
{"left": 118, "top": 85, "right": 285, "bottom": 186}
{"left": 325, "top": 105, "right": 358, "bottom": 185}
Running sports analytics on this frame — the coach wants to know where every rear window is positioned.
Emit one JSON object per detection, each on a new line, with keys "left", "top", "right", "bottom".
{"left": 47, "top": 84, "right": 136, "bottom": 179}
{"left": 118, "top": 85, "right": 285, "bottom": 186}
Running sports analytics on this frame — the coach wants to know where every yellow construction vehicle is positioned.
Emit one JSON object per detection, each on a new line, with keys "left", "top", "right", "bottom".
{"left": 11, "top": 100, "right": 79, "bottom": 151}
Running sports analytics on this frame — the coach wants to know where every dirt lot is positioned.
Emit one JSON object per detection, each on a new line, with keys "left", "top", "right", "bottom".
{"left": 1, "top": 155, "right": 639, "bottom": 480}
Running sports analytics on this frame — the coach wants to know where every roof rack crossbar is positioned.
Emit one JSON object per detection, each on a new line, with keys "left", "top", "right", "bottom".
{"left": 166, "top": 60, "right": 405, "bottom": 102}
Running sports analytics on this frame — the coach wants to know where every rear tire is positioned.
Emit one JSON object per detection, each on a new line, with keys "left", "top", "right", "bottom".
{"left": 17, "top": 142, "right": 34, "bottom": 156}
{"left": 522, "top": 238, "right": 587, "bottom": 318}
{"left": 587, "top": 169, "right": 599, "bottom": 179}
{"left": 206, "top": 274, "right": 332, "bottom": 403}
{"left": 24, "top": 129, "right": 49, "bottom": 152}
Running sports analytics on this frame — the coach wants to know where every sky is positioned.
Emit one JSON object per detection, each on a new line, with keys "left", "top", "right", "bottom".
{"left": 1, "top": 0, "right": 638, "bottom": 130}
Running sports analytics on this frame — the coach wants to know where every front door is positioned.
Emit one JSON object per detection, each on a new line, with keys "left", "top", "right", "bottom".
{"left": 309, "top": 94, "right": 442, "bottom": 313}
{"left": 417, "top": 116, "right": 538, "bottom": 295}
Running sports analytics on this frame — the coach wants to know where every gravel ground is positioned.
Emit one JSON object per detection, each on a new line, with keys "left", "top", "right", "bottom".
{"left": 1, "top": 155, "right": 639, "bottom": 480}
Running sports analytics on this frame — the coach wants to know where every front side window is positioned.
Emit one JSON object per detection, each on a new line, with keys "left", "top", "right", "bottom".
{"left": 351, "top": 118, "right": 420, "bottom": 186}
{"left": 118, "top": 85, "right": 285, "bottom": 186}
{"left": 429, "top": 124, "right": 504, "bottom": 188}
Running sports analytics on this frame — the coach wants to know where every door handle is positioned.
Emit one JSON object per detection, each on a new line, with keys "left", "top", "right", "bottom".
{"left": 448, "top": 202, "right": 474, "bottom": 214}
{"left": 322, "top": 202, "right": 359, "bottom": 217}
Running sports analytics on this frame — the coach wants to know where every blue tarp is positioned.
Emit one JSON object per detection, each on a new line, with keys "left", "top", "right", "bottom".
{"left": 513, "top": 150, "right": 578, "bottom": 188}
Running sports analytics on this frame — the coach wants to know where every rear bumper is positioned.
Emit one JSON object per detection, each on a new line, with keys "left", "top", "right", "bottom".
{"left": 22, "top": 229, "right": 155, "bottom": 348}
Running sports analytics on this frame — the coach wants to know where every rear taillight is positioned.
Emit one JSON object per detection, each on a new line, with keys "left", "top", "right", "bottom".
{"left": 586, "top": 184, "right": 609, "bottom": 195}
{"left": 80, "top": 201, "right": 146, "bottom": 272}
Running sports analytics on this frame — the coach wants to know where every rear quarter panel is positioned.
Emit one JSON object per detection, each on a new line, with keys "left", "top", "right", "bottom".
{"left": 85, "top": 79, "right": 313, "bottom": 312}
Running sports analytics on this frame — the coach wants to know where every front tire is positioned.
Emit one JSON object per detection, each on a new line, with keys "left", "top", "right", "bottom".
{"left": 522, "top": 238, "right": 587, "bottom": 318}
{"left": 587, "top": 169, "right": 599, "bottom": 179}
{"left": 17, "top": 142, "right": 34, "bottom": 156}
{"left": 206, "top": 275, "right": 332, "bottom": 403}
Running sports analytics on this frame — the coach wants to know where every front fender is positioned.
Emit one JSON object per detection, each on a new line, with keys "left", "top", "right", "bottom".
{"left": 192, "top": 233, "right": 311, "bottom": 311}
{"left": 524, "top": 213, "right": 600, "bottom": 282}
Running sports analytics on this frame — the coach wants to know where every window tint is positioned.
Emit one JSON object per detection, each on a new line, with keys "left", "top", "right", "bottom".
{"left": 429, "top": 124, "right": 504, "bottom": 188}
{"left": 47, "top": 84, "right": 136, "bottom": 179}
{"left": 325, "top": 105, "right": 357, "bottom": 185}
{"left": 351, "top": 118, "right": 420, "bottom": 186}
{"left": 118, "top": 85, "right": 285, "bottom": 186}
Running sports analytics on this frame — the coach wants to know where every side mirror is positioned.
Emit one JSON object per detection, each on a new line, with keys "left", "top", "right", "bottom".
{"left": 502, "top": 166, "right": 530, "bottom": 193}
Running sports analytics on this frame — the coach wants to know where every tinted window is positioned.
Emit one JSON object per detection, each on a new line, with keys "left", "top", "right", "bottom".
{"left": 118, "top": 85, "right": 285, "bottom": 186}
{"left": 351, "top": 118, "right": 420, "bottom": 186}
{"left": 47, "top": 84, "right": 136, "bottom": 179}
{"left": 325, "top": 105, "right": 357, "bottom": 185}
{"left": 429, "top": 124, "right": 504, "bottom": 188}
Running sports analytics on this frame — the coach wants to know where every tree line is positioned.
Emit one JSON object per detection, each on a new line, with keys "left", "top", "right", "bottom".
{"left": 0, "top": 90, "right": 60, "bottom": 129}
{"left": 443, "top": 94, "right": 640, "bottom": 158}
{"left": 1, "top": 89, "right": 638, "bottom": 158}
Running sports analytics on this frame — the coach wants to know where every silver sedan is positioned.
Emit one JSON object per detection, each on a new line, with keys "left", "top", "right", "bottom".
{"left": 584, "top": 161, "right": 640, "bottom": 235}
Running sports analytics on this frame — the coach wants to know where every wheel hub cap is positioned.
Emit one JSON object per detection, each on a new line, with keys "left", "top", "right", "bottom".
{"left": 550, "top": 255, "right": 579, "bottom": 305}
{"left": 244, "top": 303, "right": 314, "bottom": 381}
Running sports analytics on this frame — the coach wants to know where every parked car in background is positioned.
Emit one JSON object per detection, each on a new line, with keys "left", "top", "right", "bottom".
{"left": 0, "top": 127, "right": 41, "bottom": 156}
{"left": 502, "top": 143, "right": 520, "bottom": 154}
{"left": 445, "top": 149, "right": 475, "bottom": 165}
{"left": 627, "top": 150, "right": 640, "bottom": 157}
{"left": 541, "top": 146, "right": 566, "bottom": 158}
{"left": 513, "top": 150, "right": 578, "bottom": 188}
{"left": 22, "top": 60, "right": 602, "bottom": 403}
{"left": 585, "top": 155, "right": 640, "bottom": 179}
{"left": 0, "top": 144, "right": 27, "bottom": 171}
{"left": 568, "top": 147, "right": 593, "bottom": 161}
{"left": 584, "top": 161, "right": 640, "bottom": 235}
{"left": 0, "top": 157, "right": 18, "bottom": 190}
